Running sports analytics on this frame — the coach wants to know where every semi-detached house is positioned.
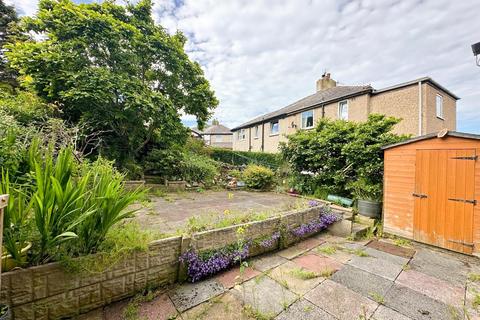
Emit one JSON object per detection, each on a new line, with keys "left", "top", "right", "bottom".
{"left": 231, "top": 74, "right": 458, "bottom": 153}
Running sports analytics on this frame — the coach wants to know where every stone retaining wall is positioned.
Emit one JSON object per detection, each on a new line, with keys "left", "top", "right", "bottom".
{"left": 0, "top": 204, "right": 351, "bottom": 319}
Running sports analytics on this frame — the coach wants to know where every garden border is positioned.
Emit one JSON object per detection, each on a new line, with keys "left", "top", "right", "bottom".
{"left": 0, "top": 203, "right": 352, "bottom": 320}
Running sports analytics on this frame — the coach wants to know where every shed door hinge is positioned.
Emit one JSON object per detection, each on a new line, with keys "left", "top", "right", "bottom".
{"left": 450, "top": 156, "right": 478, "bottom": 160}
{"left": 448, "top": 198, "right": 476, "bottom": 205}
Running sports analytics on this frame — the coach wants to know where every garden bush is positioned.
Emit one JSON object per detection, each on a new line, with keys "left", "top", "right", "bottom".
{"left": 210, "top": 148, "right": 282, "bottom": 169}
{"left": 242, "top": 164, "right": 275, "bottom": 190}
{"left": 280, "top": 114, "right": 408, "bottom": 198}
{"left": 181, "top": 153, "right": 219, "bottom": 185}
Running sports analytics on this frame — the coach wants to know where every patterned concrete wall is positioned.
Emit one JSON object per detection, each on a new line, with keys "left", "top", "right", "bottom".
{"left": 0, "top": 204, "right": 351, "bottom": 319}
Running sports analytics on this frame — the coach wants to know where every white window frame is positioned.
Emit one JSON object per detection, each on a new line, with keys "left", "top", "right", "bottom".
{"left": 254, "top": 125, "right": 259, "bottom": 139}
{"left": 301, "top": 110, "right": 314, "bottom": 129}
{"left": 237, "top": 129, "right": 246, "bottom": 141}
{"left": 338, "top": 100, "right": 348, "bottom": 120}
{"left": 270, "top": 120, "right": 279, "bottom": 136}
{"left": 436, "top": 94, "right": 444, "bottom": 120}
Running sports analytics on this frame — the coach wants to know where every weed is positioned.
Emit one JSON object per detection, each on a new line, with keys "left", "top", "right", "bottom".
{"left": 317, "top": 245, "right": 337, "bottom": 255}
{"left": 402, "top": 263, "right": 411, "bottom": 271}
{"left": 279, "top": 279, "right": 289, "bottom": 289}
{"left": 394, "top": 238, "right": 412, "bottom": 247}
{"left": 243, "top": 305, "right": 274, "bottom": 320}
{"left": 344, "top": 248, "right": 369, "bottom": 257}
{"left": 369, "top": 292, "right": 385, "bottom": 304}
{"left": 473, "top": 293, "right": 480, "bottom": 310}
{"left": 469, "top": 273, "right": 480, "bottom": 282}
{"left": 319, "top": 268, "right": 334, "bottom": 278}
{"left": 282, "top": 300, "right": 289, "bottom": 310}
{"left": 289, "top": 268, "right": 319, "bottom": 280}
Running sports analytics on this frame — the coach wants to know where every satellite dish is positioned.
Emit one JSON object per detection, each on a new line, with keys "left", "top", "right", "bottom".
{"left": 437, "top": 128, "right": 448, "bottom": 138}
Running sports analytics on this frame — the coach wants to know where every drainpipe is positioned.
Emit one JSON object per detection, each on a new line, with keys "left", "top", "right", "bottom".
{"left": 261, "top": 123, "right": 265, "bottom": 152}
{"left": 248, "top": 127, "right": 252, "bottom": 151}
{"left": 418, "top": 81, "right": 422, "bottom": 136}
{"left": 322, "top": 105, "right": 325, "bottom": 118}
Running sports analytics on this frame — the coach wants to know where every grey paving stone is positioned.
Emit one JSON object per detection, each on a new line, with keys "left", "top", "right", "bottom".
{"left": 250, "top": 253, "right": 289, "bottom": 272}
{"left": 168, "top": 279, "right": 225, "bottom": 312}
{"left": 364, "top": 247, "right": 410, "bottom": 265}
{"left": 384, "top": 284, "right": 462, "bottom": 320}
{"left": 275, "top": 299, "right": 335, "bottom": 320}
{"left": 371, "top": 305, "right": 413, "bottom": 320}
{"left": 304, "top": 279, "right": 378, "bottom": 320}
{"left": 232, "top": 275, "right": 298, "bottom": 317}
{"left": 348, "top": 254, "right": 403, "bottom": 281}
{"left": 410, "top": 248, "right": 469, "bottom": 286}
{"left": 330, "top": 264, "right": 393, "bottom": 300}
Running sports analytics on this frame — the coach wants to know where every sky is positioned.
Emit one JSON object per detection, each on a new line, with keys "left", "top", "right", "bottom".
{"left": 8, "top": 0, "right": 480, "bottom": 133}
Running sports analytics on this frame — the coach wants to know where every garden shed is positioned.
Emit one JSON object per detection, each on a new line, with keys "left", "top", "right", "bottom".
{"left": 382, "top": 131, "right": 480, "bottom": 255}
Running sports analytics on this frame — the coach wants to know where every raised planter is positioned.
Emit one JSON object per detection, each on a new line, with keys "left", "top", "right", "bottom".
{"left": 357, "top": 199, "right": 382, "bottom": 218}
{"left": 1, "top": 242, "right": 32, "bottom": 272}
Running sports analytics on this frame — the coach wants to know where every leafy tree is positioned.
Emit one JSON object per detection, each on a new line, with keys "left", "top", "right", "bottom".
{"left": 0, "top": 0, "right": 21, "bottom": 87}
{"left": 7, "top": 0, "right": 218, "bottom": 167}
{"left": 280, "top": 114, "right": 408, "bottom": 198}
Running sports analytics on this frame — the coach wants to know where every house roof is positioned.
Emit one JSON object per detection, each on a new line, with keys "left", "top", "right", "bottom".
{"left": 382, "top": 131, "right": 480, "bottom": 150}
{"left": 231, "top": 85, "right": 372, "bottom": 130}
{"left": 372, "top": 77, "right": 460, "bottom": 100}
{"left": 192, "top": 124, "right": 232, "bottom": 135}
{"left": 231, "top": 76, "right": 460, "bottom": 131}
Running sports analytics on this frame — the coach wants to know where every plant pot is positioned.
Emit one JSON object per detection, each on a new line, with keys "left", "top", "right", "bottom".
{"left": 2, "top": 242, "right": 32, "bottom": 272}
{"left": 0, "top": 304, "right": 11, "bottom": 320}
{"left": 357, "top": 199, "right": 382, "bottom": 218}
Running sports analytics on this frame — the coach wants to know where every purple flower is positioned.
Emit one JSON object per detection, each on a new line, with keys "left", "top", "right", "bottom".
{"left": 291, "top": 212, "right": 339, "bottom": 238}
{"left": 259, "top": 231, "right": 281, "bottom": 248}
{"left": 308, "top": 200, "right": 320, "bottom": 207}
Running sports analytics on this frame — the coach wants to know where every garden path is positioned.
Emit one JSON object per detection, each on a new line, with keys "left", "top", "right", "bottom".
{"left": 77, "top": 233, "right": 480, "bottom": 320}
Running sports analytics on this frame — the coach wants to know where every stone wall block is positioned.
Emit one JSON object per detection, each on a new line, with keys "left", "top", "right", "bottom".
{"left": 12, "top": 303, "right": 35, "bottom": 320}
{"left": 135, "top": 251, "right": 149, "bottom": 271}
{"left": 10, "top": 268, "right": 33, "bottom": 306}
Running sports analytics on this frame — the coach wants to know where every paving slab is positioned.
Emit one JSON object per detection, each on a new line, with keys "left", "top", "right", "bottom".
{"left": 313, "top": 243, "right": 356, "bottom": 264}
{"left": 104, "top": 299, "right": 129, "bottom": 320}
{"left": 409, "top": 248, "right": 469, "bottom": 286}
{"left": 251, "top": 253, "right": 289, "bottom": 272}
{"left": 277, "top": 237, "right": 324, "bottom": 259}
{"left": 330, "top": 264, "right": 393, "bottom": 300}
{"left": 348, "top": 254, "right": 403, "bottom": 281}
{"left": 367, "top": 240, "right": 416, "bottom": 259}
{"left": 304, "top": 279, "right": 378, "bottom": 320}
{"left": 215, "top": 266, "right": 260, "bottom": 289}
{"left": 267, "top": 261, "right": 325, "bottom": 295}
{"left": 181, "top": 291, "right": 253, "bottom": 320}
{"left": 363, "top": 247, "right": 410, "bottom": 266}
{"left": 396, "top": 269, "right": 464, "bottom": 307}
{"left": 75, "top": 309, "right": 104, "bottom": 320}
{"left": 231, "top": 275, "right": 298, "bottom": 317}
{"left": 136, "top": 293, "right": 178, "bottom": 320}
{"left": 275, "top": 299, "right": 336, "bottom": 320}
{"left": 384, "top": 284, "right": 462, "bottom": 320}
{"left": 168, "top": 278, "right": 225, "bottom": 312}
{"left": 465, "top": 282, "right": 480, "bottom": 320}
{"left": 371, "top": 305, "right": 413, "bottom": 320}
{"left": 292, "top": 254, "right": 343, "bottom": 276}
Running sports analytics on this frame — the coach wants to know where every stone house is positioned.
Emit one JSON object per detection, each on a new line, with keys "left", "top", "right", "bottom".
{"left": 192, "top": 120, "right": 233, "bottom": 149}
{"left": 231, "top": 74, "right": 458, "bottom": 153}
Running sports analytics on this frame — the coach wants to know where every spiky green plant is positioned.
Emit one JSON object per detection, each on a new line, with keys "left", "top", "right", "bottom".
{"left": 76, "top": 158, "right": 145, "bottom": 254}
{"left": 32, "top": 147, "right": 92, "bottom": 263}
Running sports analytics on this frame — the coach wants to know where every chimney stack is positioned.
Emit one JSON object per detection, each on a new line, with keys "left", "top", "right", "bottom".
{"left": 316, "top": 72, "right": 336, "bottom": 92}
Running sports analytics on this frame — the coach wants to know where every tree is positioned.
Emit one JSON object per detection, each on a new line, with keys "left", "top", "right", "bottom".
{"left": 7, "top": 0, "right": 218, "bottom": 166}
{"left": 0, "top": 0, "right": 20, "bottom": 87}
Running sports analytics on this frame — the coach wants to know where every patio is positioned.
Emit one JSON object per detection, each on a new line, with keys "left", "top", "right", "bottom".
{"left": 132, "top": 190, "right": 309, "bottom": 234}
{"left": 77, "top": 233, "right": 480, "bottom": 320}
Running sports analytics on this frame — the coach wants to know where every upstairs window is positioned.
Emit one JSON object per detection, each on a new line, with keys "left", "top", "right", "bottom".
{"left": 254, "top": 125, "right": 260, "bottom": 138}
{"left": 301, "top": 110, "right": 314, "bottom": 129}
{"left": 338, "top": 101, "right": 348, "bottom": 120}
{"left": 270, "top": 120, "right": 279, "bottom": 135}
{"left": 436, "top": 94, "right": 444, "bottom": 119}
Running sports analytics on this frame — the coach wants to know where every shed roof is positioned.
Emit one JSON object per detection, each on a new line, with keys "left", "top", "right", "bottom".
{"left": 382, "top": 131, "right": 480, "bottom": 150}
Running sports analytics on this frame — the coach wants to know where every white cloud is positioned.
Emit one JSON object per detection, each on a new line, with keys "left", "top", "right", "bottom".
{"left": 8, "top": 0, "right": 480, "bottom": 132}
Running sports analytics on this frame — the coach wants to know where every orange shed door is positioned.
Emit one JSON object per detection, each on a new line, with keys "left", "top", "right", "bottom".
{"left": 413, "top": 149, "right": 475, "bottom": 254}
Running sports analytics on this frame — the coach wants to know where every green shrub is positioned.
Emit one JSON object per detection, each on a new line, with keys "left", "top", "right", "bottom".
{"left": 210, "top": 148, "right": 282, "bottom": 169}
{"left": 281, "top": 114, "right": 408, "bottom": 198}
{"left": 181, "top": 153, "right": 219, "bottom": 184}
{"left": 243, "top": 165, "right": 275, "bottom": 190}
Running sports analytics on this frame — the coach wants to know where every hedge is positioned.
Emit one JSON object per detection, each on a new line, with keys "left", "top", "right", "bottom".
{"left": 209, "top": 147, "right": 283, "bottom": 169}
